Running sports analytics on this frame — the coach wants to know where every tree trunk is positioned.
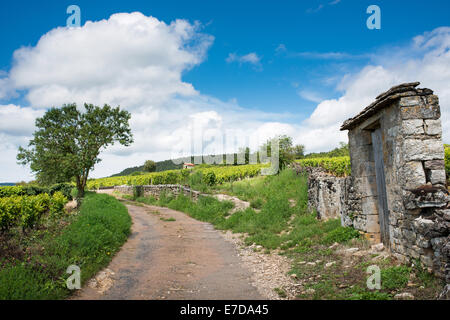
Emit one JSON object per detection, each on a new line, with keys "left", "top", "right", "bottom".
{"left": 75, "top": 175, "right": 84, "bottom": 208}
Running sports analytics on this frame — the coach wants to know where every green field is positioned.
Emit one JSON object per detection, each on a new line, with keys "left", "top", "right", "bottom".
{"left": 0, "top": 192, "right": 131, "bottom": 299}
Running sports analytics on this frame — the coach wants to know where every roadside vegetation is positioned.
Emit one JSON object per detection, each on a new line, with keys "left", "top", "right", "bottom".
{"left": 118, "top": 167, "right": 444, "bottom": 300}
{"left": 0, "top": 192, "right": 131, "bottom": 299}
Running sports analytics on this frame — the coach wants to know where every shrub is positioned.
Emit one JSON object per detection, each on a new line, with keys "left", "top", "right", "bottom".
{"left": 0, "top": 192, "right": 67, "bottom": 232}
{"left": 49, "top": 183, "right": 73, "bottom": 201}
{"left": 0, "top": 186, "right": 25, "bottom": 197}
{"left": 202, "top": 171, "right": 217, "bottom": 186}
{"left": 49, "top": 192, "right": 68, "bottom": 219}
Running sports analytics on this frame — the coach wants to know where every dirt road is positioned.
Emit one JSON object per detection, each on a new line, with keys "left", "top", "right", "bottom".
{"left": 72, "top": 193, "right": 263, "bottom": 300}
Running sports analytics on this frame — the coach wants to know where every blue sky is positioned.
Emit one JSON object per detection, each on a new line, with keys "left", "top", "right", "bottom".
{"left": 2, "top": 0, "right": 449, "bottom": 117}
{"left": 1, "top": 0, "right": 450, "bottom": 181}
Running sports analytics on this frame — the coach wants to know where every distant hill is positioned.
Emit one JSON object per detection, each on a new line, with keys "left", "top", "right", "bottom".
{"left": 110, "top": 158, "right": 186, "bottom": 177}
{"left": 110, "top": 153, "right": 247, "bottom": 177}
{"left": 303, "top": 143, "right": 349, "bottom": 159}
{"left": 0, "top": 183, "right": 15, "bottom": 186}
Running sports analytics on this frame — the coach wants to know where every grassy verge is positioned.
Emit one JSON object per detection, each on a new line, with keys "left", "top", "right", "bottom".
{"left": 125, "top": 169, "right": 444, "bottom": 300}
{"left": 0, "top": 192, "right": 131, "bottom": 300}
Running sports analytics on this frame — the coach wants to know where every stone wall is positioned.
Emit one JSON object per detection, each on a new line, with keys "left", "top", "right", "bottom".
{"left": 340, "top": 82, "right": 450, "bottom": 283}
{"left": 308, "top": 83, "right": 450, "bottom": 285}
{"left": 114, "top": 184, "right": 201, "bottom": 200}
{"left": 306, "top": 167, "right": 361, "bottom": 224}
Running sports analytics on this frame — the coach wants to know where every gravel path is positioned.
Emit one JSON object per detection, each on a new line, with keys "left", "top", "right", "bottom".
{"left": 71, "top": 195, "right": 263, "bottom": 300}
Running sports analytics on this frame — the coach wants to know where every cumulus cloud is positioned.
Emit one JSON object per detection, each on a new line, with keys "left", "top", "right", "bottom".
{"left": 9, "top": 12, "right": 213, "bottom": 109}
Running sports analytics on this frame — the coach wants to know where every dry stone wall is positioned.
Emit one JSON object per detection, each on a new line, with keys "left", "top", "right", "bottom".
{"left": 306, "top": 167, "right": 362, "bottom": 227}
{"left": 114, "top": 184, "right": 201, "bottom": 200}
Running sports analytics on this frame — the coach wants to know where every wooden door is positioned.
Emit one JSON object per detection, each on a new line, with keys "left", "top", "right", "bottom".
{"left": 371, "top": 128, "right": 390, "bottom": 247}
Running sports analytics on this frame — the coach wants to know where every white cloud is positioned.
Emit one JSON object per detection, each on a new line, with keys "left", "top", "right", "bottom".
{"left": 0, "top": 105, "right": 45, "bottom": 182}
{"left": 298, "top": 90, "right": 325, "bottom": 103}
{"left": 306, "top": 4, "right": 324, "bottom": 14}
{"left": 329, "top": 0, "right": 341, "bottom": 5}
{"left": 226, "top": 52, "right": 262, "bottom": 68}
{"left": 293, "top": 27, "right": 450, "bottom": 152}
{"left": 0, "top": 105, "right": 43, "bottom": 136}
{"left": 9, "top": 12, "right": 213, "bottom": 109}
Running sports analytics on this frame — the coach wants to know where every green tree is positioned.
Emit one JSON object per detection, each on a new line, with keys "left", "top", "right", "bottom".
{"left": 259, "top": 135, "right": 294, "bottom": 172}
{"left": 17, "top": 103, "right": 133, "bottom": 203}
{"left": 293, "top": 144, "right": 305, "bottom": 159}
{"left": 143, "top": 160, "right": 156, "bottom": 173}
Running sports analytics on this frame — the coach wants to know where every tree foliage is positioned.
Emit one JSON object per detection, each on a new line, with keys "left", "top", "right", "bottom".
{"left": 260, "top": 135, "right": 294, "bottom": 172}
{"left": 293, "top": 144, "right": 305, "bottom": 159}
{"left": 304, "top": 142, "right": 349, "bottom": 159}
{"left": 143, "top": 160, "right": 156, "bottom": 173}
{"left": 17, "top": 103, "right": 133, "bottom": 200}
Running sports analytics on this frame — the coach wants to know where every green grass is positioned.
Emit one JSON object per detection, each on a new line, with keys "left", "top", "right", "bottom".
{"left": 381, "top": 266, "right": 411, "bottom": 290}
{"left": 0, "top": 192, "right": 131, "bottom": 300}
{"left": 160, "top": 217, "right": 176, "bottom": 222}
{"left": 274, "top": 287, "right": 287, "bottom": 298}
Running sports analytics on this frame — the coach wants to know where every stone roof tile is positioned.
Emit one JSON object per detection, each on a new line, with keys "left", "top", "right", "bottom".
{"left": 340, "top": 82, "right": 434, "bottom": 131}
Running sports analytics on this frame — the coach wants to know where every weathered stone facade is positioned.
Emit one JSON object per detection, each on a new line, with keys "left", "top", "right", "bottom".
{"left": 340, "top": 82, "right": 450, "bottom": 282}
{"left": 306, "top": 167, "right": 362, "bottom": 225}
{"left": 114, "top": 184, "right": 201, "bottom": 200}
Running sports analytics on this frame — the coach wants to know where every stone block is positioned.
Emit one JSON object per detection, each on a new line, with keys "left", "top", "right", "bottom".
{"left": 393, "top": 243, "right": 407, "bottom": 255}
{"left": 424, "top": 119, "right": 442, "bottom": 135}
{"left": 349, "top": 129, "right": 371, "bottom": 147}
{"left": 430, "top": 237, "right": 447, "bottom": 250}
{"left": 402, "top": 119, "right": 424, "bottom": 135}
{"left": 399, "top": 96, "right": 422, "bottom": 107}
{"left": 363, "top": 232, "right": 381, "bottom": 243}
{"left": 426, "top": 94, "right": 439, "bottom": 107}
{"left": 353, "top": 216, "right": 367, "bottom": 231}
{"left": 399, "top": 161, "right": 426, "bottom": 189}
{"left": 353, "top": 161, "right": 375, "bottom": 178}
{"left": 361, "top": 197, "right": 379, "bottom": 216}
{"left": 350, "top": 144, "right": 373, "bottom": 162}
{"left": 354, "top": 176, "right": 378, "bottom": 197}
{"left": 406, "top": 247, "right": 420, "bottom": 259}
{"left": 402, "top": 229, "right": 417, "bottom": 242}
{"left": 400, "top": 104, "right": 440, "bottom": 120}
{"left": 416, "top": 234, "right": 431, "bottom": 248}
{"left": 402, "top": 139, "right": 444, "bottom": 161}
{"left": 426, "top": 169, "right": 446, "bottom": 185}
{"left": 366, "top": 214, "right": 380, "bottom": 233}
{"left": 423, "top": 160, "right": 445, "bottom": 170}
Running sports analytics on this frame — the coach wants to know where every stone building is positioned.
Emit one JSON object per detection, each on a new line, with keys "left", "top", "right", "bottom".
{"left": 340, "top": 82, "right": 450, "bottom": 281}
